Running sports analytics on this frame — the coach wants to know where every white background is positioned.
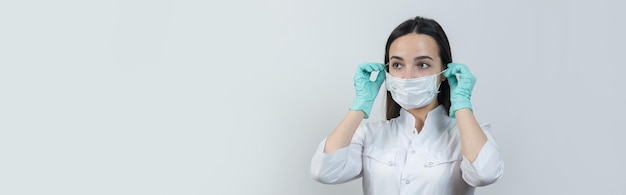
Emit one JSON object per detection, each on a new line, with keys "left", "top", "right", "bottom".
{"left": 1, "top": 0, "right": 625, "bottom": 194}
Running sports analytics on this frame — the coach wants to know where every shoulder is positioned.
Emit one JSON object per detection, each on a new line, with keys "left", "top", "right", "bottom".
{"left": 449, "top": 121, "right": 492, "bottom": 131}
{"left": 357, "top": 119, "right": 391, "bottom": 133}
{"left": 356, "top": 117, "right": 409, "bottom": 141}
{"left": 447, "top": 122, "right": 495, "bottom": 141}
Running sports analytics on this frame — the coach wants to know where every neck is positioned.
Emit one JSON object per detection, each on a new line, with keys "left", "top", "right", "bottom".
{"left": 407, "top": 102, "right": 439, "bottom": 133}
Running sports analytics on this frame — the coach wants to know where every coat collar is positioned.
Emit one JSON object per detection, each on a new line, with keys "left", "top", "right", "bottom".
{"left": 397, "top": 105, "right": 454, "bottom": 135}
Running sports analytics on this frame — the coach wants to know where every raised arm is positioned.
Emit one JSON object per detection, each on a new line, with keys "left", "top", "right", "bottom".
{"left": 324, "top": 63, "right": 385, "bottom": 153}
{"left": 311, "top": 63, "right": 385, "bottom": 184}
{"left": 445, "top": 63, "right": 503, "bottom": 186}
{"left": 444, "top": 63, "right": 486, "bottom": 161}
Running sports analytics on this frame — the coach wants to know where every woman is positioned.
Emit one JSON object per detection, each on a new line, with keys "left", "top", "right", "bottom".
{"left": 310, "top": 16, "right": 504, "bottom": 195}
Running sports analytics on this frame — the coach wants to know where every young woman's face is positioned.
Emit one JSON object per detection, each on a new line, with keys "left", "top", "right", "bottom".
{"left": 387, "top": 33, "right": 445, "bottom": 80}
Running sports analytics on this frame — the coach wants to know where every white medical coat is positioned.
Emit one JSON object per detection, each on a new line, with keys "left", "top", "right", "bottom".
{"left": 310, "top": 105, "right": 504, "bottom": 195}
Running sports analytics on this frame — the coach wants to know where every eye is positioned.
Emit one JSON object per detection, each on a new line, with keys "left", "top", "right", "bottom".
{"left": 418, "top": 63, "right": 431, "bottom": 69}
{"left": 391, "top": 63, "right": 402, "bottom": 69}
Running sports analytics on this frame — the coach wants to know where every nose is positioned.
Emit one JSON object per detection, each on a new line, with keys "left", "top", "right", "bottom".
{"left": 400, "top": 68, "right": 419, "bottom": 79}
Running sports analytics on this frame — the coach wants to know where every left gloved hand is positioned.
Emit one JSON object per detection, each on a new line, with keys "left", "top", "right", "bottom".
{"left": 350, "top": 63, "right": 386, "bottom": 119}
{"left": 443, "top": 63, "right": 476, "bottom": 118}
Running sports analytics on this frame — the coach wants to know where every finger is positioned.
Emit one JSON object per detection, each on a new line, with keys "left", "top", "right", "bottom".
{"left": 447, "top": 74, "right": 458, "bottom": 87}
{"left": 458, "top": 71, "right": 475, "bottom": 80}
{"left": 355, "top": 64, "right": 370, "bottom": 80}
{"left": 367, "top": 63, "right": 385, "bottom": 72}
{"left": 446, "top": 63, "right": 472, "bottom": 77}
{"left": 451, "top": 63, "right": 472, "bottom": 73}
{"left": 451, "top": 64, "right": 475, "bottom": 80}
{"left": 364, "top": 64, "right": 374, "bottom": 72}
{"left": 443, "top": 68, "right": 453, "bottom": 78}
{"left": 448, "top": 62, "right": 464, "bottom": 68}
{"left": 374, "top": 63, "right": 385, "bottom": 71}
{"left": 443, "top": 66, "right": 459, "bottom": 78}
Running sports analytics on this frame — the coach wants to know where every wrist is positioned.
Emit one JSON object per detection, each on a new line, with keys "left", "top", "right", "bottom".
{"left": 450, "top": 101, "right": 472, "bottom": 118}
{"left": 350, "top": 99, "right": 374, "bottom": 119}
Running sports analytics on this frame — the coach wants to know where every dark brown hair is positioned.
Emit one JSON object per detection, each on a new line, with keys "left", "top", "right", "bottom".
{"left": 384, "top": 16, "right": 452, "bottom": 120}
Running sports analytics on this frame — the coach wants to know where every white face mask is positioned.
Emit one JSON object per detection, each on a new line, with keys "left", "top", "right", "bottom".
{"left": 385, "top": 71, "right": 444, "bottom": 110}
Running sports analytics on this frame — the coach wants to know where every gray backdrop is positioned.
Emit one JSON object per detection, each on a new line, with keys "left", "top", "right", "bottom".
{"left": 1, "top": 0, "right": 624, "bottom": 194}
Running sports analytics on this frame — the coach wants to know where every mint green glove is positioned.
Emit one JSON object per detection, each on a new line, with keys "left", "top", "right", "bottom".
{"left": 349, "top": 63, "right": 385, "bottom": 119}
{"left": 443, "top": 63, "right": 476, "bottom": 118}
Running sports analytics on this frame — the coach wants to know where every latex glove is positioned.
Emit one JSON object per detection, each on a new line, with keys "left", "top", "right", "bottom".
{"left": 443, "top": 63, "right": 476, "bottom": 118}
{"left": 349, "top": 63, "right": 385, "bottom": 119}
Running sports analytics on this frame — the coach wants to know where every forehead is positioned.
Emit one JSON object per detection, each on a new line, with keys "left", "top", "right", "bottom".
{"left": 389, "top": 33, "right": 439, "bottom": 59}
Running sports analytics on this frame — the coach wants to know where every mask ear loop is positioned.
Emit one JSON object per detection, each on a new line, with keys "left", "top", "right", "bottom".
{"left": 435, "top": 70, "right": 446, "bottom": 93}
{"left": 439, "top": 69, "right": 447, "bottom": 82}
{"left": 384, "top": 62, "right": 390, "bottom": 73}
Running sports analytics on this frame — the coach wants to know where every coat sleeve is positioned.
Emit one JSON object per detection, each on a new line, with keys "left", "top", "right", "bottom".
{"left": 310, "top": 124, "right": 367, "bottom": 184}
{"left": 460, "top": 123, "right": 504, "bottom": 187}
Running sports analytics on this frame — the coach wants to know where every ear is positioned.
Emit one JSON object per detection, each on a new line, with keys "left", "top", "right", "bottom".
{"left": 439, "top": 74, "right": 446, "bottom": 82}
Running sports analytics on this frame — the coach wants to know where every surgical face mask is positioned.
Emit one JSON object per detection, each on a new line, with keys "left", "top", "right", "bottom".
{"left": 385, "top": 71, "right": 444, "bottom": 110}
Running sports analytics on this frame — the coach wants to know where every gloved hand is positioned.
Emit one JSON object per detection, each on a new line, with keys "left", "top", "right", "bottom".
{"left": 349, "top": 63, "right": 385, "bottom": 119}
{"left": 443, "top": 63, "right": 476, "bottom": 118}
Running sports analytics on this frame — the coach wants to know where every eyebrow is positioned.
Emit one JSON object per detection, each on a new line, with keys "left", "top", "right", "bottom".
{"left": 390, "top": 55, "right": 434, "bottom": 61}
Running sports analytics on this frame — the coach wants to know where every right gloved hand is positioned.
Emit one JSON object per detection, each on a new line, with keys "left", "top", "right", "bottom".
{"left": 443, "top": 63, "right": 476, "bottom": 118}
{"left": 349, "top": 63, "right": 385, "bottom": 119}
